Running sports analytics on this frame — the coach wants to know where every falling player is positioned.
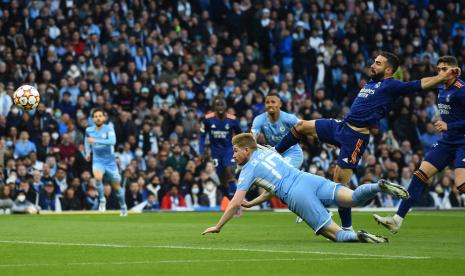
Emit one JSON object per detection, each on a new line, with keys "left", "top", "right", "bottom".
{"left": 202, "top": 133, "right": 409, "bottom": 243}
{"left": 274, "top": 51, "right": 459, "bottom": 231}
{"left": 85, "top": 108, "right": 128, "bottom": 216}
{"left": 374, "top": 56, "right": 464, "bottom": 233}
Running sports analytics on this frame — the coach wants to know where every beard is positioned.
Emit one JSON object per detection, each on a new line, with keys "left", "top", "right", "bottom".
{"left": 369, "top": 69, "right": 384, "bottom": 81}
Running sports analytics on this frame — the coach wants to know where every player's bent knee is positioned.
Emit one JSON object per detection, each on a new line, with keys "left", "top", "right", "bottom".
{"left": 413, "top": 169, "right": 430, "bottom": 184}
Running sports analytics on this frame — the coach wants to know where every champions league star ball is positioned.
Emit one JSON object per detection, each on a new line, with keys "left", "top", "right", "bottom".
{"left": 13, "top": 85, "right": 40, "bottom": 111}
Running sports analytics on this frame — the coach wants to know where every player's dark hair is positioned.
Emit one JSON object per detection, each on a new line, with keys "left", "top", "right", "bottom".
{"left": 437, "top": 56, "right": 458, "bottom": 67}
{"left": 266, "top": 92, "right": 281, "bottom": 100}
{"left": 91, "top": 107, "right": 105, "bottom": 117}
{"left": 379, "top": 51, "right": 400, "bottom": 73}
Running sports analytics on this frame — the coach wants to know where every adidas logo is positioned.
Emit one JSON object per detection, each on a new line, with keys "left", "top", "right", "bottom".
{"left": 342, "top": 158, "right": 349, "bottom": 163}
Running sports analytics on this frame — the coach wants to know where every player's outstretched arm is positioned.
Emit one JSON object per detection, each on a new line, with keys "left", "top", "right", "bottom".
{"left": 420, "top": 67, "right": 460, "bottom": 90}
{"left": 202, "top": 190, "right": 247, "bottom": 235}
{"left": 241, "top": 190, "right": 273, "bottom": 208}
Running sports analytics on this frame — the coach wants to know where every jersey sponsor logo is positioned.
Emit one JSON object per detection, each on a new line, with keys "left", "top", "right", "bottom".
{"left": 211, "top": 130, "right": 228, "bottom": 139}
{"left": 357, "top": 88, "right": 375, "bottom": 98}
{"left": 438, "top": 103, "right": 451, "bottom": 115}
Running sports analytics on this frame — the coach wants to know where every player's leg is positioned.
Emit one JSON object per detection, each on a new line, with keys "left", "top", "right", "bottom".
{"left": 332, "top": 166, "right": 354, "bottom": 230}
{"left": 333, "top": 126, "right": 369, "bottom": 231}
{"left": 92, "top": 163, "right": 106, "bottom": 211}
{"left": 222, "top": 151, "right": 238, "bottom": 199}
{"left": 374, "top": 144, "right": 452, "bottom": 233}
{"left": 288, "top": 174, "right": 384, "bottom": 242}
{"left": 318, "top": 221, "right": 388, "bottom": 243}
{"left": 454, "top": 147, "right": 465, "bottom": 194}
{"left": 275, "top": 120, "right": 318, "bottom": 153}
{"left": 107, "top": 164, "right": 127, "bottom": 216}
{"left": 335, "top": 180, "right": 408, "bottom": 208}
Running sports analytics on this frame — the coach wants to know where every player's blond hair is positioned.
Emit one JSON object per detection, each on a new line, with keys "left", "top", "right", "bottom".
{"left": 232, "top": 133, "right": 257, "bottom": 151}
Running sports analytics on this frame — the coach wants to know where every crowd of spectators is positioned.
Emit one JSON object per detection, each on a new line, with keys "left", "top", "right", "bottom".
{"left": 1, "top": 0, "right": 465, "bottom": 213}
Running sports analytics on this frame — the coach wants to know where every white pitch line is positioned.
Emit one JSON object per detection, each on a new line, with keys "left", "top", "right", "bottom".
{"left": 0, "top": 240, "right": 430, "bottom": 260}
{"left": 0, "top": 257, "right": 415, "bottom": 268}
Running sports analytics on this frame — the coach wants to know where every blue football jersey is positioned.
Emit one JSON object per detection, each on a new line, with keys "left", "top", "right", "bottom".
{"left": 437, "top": 78, "right": 465, "bottom": 145}
{"left": 85, "top": 123, "right": 117, "bottom": 164}
{"left": 237, "top": 148, "right": 323, "bottom": 202}
{"left": 345, "top": 78, "right": 422, "bottom": 128}
{"left": 251, "top": 111, "right": 303, "bottom": 167}
{"left": 199, "top": 112, "right": 241, "bottom": 156}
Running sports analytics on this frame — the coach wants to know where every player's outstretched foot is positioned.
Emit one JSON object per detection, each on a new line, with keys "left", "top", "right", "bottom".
{"left": 296, "top": 216, "right": 303, "bottom": 224}
{"left": 378, "top": 179, "right": 409, "bottom": 199}
{"left": 98, "top": 199, "right": 106, "bottom": 212}
{"left": 373, "top": 214, "right": 400, "bottom": 234}
{"left": 120, "top": 206, "right": 128, "bottom": 217}
{"left": 357, "top": 230, "right": 389, "bottom": 243}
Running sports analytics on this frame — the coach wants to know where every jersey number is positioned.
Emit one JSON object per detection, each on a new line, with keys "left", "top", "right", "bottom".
{"left": 261, "top": 154, "right": 282, "bottom": 179}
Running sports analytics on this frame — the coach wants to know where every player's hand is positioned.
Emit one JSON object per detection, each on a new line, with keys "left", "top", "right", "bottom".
{"left": 86, "top": 155, "right": 91, "bottom": 162}
{"left": 434, "top": 121, "right": 448, "bottom": 132}
{"left": 202, "top": 226, "right": 220, "bottom": 235}
{"left": 241, "top": 200, "right": 253, "bottom": 208}
{"left": 86, "top": 137, "right": 96, "bottom": 144}
{"left": 442, "top": 67, "right": 461, "bottom": 81}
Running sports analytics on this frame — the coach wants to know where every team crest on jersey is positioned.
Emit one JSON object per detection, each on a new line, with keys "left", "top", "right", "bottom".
{"left": 374, "top": 82, "right": 381, "bottom": 88}
{"left": 211, "top": 124, "right": 216, "bottom": 128}
{"left": 251, "top": 159, "right": 258, "bottom": 166}
{"left": 225, "top": 124, "right": 230, "bottom": 130}
{"left": 102, "top": 133, "right": 107, "bottom": 138}
{"left": 446, "top": 94, "right": 450, "bottom": 103}
{"left": 280, "top": 125, "right": 285, "bottom": 132}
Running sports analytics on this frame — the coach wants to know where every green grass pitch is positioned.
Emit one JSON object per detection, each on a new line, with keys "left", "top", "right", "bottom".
{"left": 0, "top": 211, "right": 464, "bottom": 275}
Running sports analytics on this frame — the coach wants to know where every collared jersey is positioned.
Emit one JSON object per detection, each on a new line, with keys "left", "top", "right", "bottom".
{"left": 251, "top": 111, "right": 303, "bottom": 161}
{"left": 199, "top": 112, "right": 241, "bottom": 156}
{"left": 345, "top": 78, "right": 422, "bottom": 128}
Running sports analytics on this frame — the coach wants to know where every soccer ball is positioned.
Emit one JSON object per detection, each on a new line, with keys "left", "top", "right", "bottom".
{"left": 13, "top": 85, "right": 40, "bottom": 111}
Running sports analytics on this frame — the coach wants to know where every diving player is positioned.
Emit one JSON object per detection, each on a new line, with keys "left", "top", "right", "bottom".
{"left": 202, "top": 133, "right": 409, "bottom": 243}
{"left": 85, "top": 108, "right": 128, "bottom": 216}
{"left": 374, "top": 56, "right": 465, "bottom": 233}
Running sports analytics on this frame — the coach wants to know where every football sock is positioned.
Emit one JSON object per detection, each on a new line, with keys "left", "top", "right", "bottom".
{"left": 275, "top": 127, "right": 301, "bottom": 153}
{"left": 397, "top": 170, "right": 428, "bottom": 218}
{"left": 338, "top": 207, "right": 352, "bottom": 229}
{"left": 96, "top": 179, "right": 104, "bottom": 201}
{"left": 336, "top": 229, "right": 358, "bottom": 242}
{"left": 351, "top": 183, "right": 380, "bottom": 206}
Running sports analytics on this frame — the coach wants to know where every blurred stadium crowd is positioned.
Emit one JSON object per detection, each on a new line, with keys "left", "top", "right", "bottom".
{"left": 0, "top": 0, "right": 465, "bottom": 213}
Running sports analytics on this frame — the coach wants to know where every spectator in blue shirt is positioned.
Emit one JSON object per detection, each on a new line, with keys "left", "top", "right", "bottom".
{"left": 14, "top": 131, "right": 36, "bottom": 158}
